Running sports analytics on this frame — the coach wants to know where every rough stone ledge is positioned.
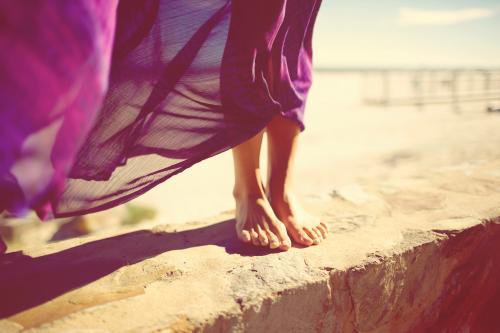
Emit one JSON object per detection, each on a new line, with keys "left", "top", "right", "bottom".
{"left": 1, "top": 161, "right": 500, "bottom": 332}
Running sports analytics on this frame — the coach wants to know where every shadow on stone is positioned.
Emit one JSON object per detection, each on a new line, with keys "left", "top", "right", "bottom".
{"left": 0, "top": 218, "right": 279, "bottom": 318}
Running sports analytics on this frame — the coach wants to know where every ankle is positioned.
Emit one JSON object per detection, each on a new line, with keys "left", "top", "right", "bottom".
{"left": 265, "top": 179, "right": 292, "bottom": 201}
{"left": 233, "top": 184, "right": 265, "bottom": 201}
{"left": 266, "top": 188, "right": 292, "bottom": 205}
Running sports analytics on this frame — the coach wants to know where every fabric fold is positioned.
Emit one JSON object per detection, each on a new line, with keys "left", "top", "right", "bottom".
{"left": 0, "top": 0, "right": 321, "bottom": 219}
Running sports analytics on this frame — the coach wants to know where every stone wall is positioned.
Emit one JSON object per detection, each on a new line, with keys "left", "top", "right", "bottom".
{"left": 1, "top": 161, "right": 499, "bottom": 332}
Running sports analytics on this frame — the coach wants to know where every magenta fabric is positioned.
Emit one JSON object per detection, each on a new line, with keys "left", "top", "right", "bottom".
{"left": 0, "top": 0, "right": 118, "bottom": 217}
{"left": 0, "top": 0, "right": 321, "bottom": 219}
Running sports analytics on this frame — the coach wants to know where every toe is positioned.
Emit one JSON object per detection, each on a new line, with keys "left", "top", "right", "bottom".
{"left": 273, "top": 222, "right": 291, "bottom": 250}
{"left": 313, "top": 227, "right": 324, "bottom": 242}
{"left": 250, "top": 228, "right": 260, "bottom": 246}
{"left": 317, "top": 224, "right": 328, "bottom": 238}
{"left": 266, "top": 230, "right": 281, "bottom": 249}
{"left": 299, "top": 230, "right": 315, "bottom": 245}
{"left": 256, "top": 225, "right": 269, "bottom": 246}
{"left": 237, "top": 229, "right": 251, "bottom": 243}
{"left": 292, "top": 229, "right": 314, "bottom": 246}
{"left": 304, "top": 227, "right": 320, "bottom": 245}
{"left": 280, "top": 239, "right": 292, "bottom": 250}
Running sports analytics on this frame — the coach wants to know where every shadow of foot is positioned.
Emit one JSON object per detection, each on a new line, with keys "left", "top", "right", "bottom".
{"left": 0, "top": 218, "right": 280, "bottom": 318}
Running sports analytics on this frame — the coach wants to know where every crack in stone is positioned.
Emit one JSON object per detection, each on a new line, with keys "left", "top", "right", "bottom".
{"left": 235, "top": 297, "right": 244, "bottom": 312}
{"left": 345, "top": 272, "right": 360, "bottom": 333}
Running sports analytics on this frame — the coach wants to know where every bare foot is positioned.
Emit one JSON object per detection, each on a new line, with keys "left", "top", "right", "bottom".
{"left": 234, "top": 192, "right": 292, "bottom": 251}
{"left": 267, "top": 191, "right": 327, "bottom": 246}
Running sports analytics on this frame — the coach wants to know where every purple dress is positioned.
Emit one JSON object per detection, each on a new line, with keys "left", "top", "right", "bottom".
{"left": 0, "top": 0, "right": 322, "bottom": 219}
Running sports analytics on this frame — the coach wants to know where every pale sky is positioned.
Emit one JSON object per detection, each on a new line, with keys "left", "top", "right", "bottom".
{"left": 313, "top": 0, "right": 500, "bottom": 68}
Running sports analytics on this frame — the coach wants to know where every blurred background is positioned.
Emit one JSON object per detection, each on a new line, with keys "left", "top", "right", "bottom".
{"left": 2, "top": 0, "right": 500, "bottom": 250}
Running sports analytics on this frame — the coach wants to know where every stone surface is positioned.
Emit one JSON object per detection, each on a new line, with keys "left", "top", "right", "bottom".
{"left": 1, "top": 160, "right": 500, "bottom": 332}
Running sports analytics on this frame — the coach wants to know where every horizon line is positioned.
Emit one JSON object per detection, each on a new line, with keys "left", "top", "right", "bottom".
{"left": 314, "top": 66, "right": 500, "bottom": 72}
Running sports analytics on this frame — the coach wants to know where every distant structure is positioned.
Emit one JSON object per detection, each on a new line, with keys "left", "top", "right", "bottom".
{"left": 360, "top": 68, "right": 500, "bottom": 112}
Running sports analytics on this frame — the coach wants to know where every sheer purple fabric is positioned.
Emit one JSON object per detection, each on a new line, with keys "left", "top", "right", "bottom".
{"left": 0, "top": 0, "right": 321, "bottom": 219}
{"left": 0, "top": 0, "right": 118, "bottom": 217}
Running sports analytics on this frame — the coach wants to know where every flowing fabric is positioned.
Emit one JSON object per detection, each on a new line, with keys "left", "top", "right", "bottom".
{"left": 0, "top": 0, "right": 321, "bottom": 219}
{"left": 0, "top": 0, "right": 118, "bottom": 217}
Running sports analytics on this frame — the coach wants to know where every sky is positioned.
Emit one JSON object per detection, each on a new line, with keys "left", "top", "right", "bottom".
{"left": 313, "top": 0, "right": 500, "bottom": 68}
